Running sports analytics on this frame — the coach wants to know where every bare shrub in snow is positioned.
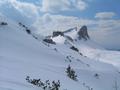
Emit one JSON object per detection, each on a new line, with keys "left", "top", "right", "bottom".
{"left": 66, "top": 65, "right": 77, "bottom": 81}
{"left": 0, "top": 22, "right": 8, "bottom": 25}
{"left": 26, "top": 76, "right": 60, "bottom": 90}
{"left": 94, "top": 73, "right": 99, "bottom": 79}
{"left": 26, "top": 29, "right": 31, "bottom": 34}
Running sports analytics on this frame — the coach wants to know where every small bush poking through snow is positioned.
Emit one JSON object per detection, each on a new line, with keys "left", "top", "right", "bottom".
{"left": 26, "top": 29, "right": 31, "bottom": 34}
{"left": 0, "top": 22, "right": 8, "bottom": 25}
{"left": 66, "top": 65, "right": 77, "bottom": 81}
{"left": 26, "top": 76, "right": 60, "bottom": 90}
{"left": 18, "top": 22, "right": 31, "bottom": 34}
{"left": 18, "top": 22, "right": 27, "bottom": 29}
{"left": 94, "top": 73, "right": 99, "bottom": 79}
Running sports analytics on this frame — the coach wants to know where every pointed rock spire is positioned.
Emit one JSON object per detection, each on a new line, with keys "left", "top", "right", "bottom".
{"left": 78, "top": 25, "right": 90, "bottom": 40}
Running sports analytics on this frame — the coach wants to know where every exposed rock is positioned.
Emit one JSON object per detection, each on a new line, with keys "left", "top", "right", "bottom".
{"left": 43, "top": 38, "right": 56, "bottom": 45}
{"left": 78, "top": 26, "right": 90, "bottom": 40}
{"left": 52, "top": 31, "right": 64, "bottom": 37}
{"left": 70, "top": 46, "right": 79, "bottom": 52}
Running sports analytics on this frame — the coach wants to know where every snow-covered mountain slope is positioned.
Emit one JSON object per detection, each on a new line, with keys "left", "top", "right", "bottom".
{"left": 50, "top": 26, "right": 120, "bottom": 70}
{"left": 0, "top": 17, "right": 120, "bottom": 90}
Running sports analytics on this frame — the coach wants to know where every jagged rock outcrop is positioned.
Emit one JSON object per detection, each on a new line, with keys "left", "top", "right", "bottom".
{"left": 43, "top": 38, "right": 56, "bottom": 45}
{"left": 70, "top": 46, "right": 79, "bottom": 52}
{"left": 52, "top": 31, "right": 64, "bottom": 37}
{"left": 78, "top": 26, "right": 90, "bottom": 40}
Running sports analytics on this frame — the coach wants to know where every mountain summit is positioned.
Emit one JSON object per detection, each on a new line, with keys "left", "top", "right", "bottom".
{"left": 78, "top": 25, "right": 90, "bottom": 40}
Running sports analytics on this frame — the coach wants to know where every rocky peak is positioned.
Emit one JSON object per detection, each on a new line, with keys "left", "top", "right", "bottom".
{"left": 52, "top": 31, "right": 64, "bottom": 37}
{"left": 78, "top": 25, "right": 90, "bottom": 40}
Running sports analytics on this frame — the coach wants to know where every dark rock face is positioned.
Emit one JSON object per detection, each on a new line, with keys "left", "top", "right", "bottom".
{"left": 43, "top": 38, "right": 56, "bottom": 45}
{"left": 52, "top": 31, "right": 64, "bottom": 37}
{"left": 78, "top": 26, "right": 90, "bottom": 40}
{"left": 70, "top": 46, "right": 79, "bottom": 52}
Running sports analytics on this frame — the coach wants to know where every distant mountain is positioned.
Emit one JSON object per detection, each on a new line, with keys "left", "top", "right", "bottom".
{"left": 45, "top": 25, "right": 90, "bottom": 43}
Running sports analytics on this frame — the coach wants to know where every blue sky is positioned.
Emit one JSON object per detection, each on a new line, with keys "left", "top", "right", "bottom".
{"left": 16, "top": 0, "right": 120, "bottom": 19}
{"left": 60, "top": 0, "right": 120, "bottom": 19}
{"left": 0, "top": 0, "right": 119, "bottom": 20}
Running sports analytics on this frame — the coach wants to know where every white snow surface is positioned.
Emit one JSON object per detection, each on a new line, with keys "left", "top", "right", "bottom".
{"left": 0, "top": 17, "right": 120, "bottom": 90}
